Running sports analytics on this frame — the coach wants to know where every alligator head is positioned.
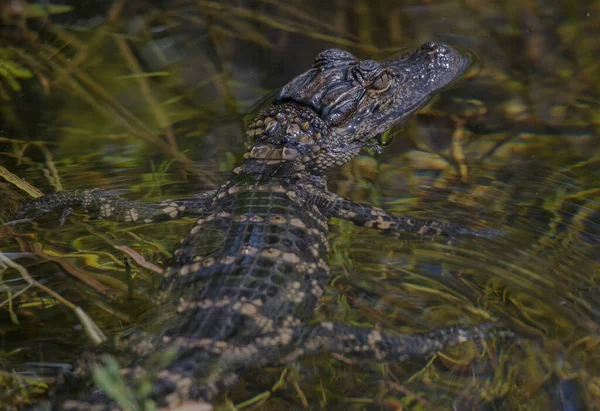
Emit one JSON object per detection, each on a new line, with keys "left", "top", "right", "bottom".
{"left": 243, "top": 42, "right": 470, "bottom": 176}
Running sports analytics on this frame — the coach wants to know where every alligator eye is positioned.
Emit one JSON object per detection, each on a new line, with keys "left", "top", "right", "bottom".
{"left": 371, "top": 72, "right": 392, "bottom": 91}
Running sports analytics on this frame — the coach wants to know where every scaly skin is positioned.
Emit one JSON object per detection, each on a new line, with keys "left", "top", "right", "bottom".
{"left": 17, "top": 43, "right": 511, "bottom": 410}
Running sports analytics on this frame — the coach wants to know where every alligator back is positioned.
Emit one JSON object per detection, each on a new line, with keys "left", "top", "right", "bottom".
{"left": 141, "top": 172, "right": 329, "bottom": 401}
{"left": 163, "top": 174, "right": 327, "bottom": 338}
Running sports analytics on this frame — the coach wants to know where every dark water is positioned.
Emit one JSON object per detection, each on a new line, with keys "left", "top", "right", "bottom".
{"left": 1, "top": 0, "right": 600, "bottom": 409}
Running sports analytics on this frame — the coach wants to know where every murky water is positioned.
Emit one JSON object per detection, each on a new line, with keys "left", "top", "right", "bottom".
{"left": 1, "top": 0, "right": 600, "bottom": 409}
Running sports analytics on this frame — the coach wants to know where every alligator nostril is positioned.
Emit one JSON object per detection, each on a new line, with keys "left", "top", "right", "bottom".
{"left": 437, "top": 45, "right": 450, "bottom": 55}
{"left": 421, "top": 42, "right": 440, "bottom": 51}
{"left": 421, "top": 42, "right": 451, "bottom": 56}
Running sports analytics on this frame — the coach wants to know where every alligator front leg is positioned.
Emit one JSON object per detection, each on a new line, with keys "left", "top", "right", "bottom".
{"left": 311, "top": 192, "right": 500, "bottom": 239}
{"left": 15, "top": 189, "right": 217, "bottom": 225}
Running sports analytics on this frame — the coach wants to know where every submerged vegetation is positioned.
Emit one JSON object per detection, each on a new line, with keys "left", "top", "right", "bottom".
{"left": 1, "top": 0, "right": 600, "bottom": 409}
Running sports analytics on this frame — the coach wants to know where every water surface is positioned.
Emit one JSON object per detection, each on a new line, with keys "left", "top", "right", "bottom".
{"left": 1, "top": 1, "right": 600, "bottom": 409}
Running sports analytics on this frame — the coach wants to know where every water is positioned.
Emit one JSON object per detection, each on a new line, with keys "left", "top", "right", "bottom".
{"left": 1, "top": 0, "right": 600, "bottom": 409}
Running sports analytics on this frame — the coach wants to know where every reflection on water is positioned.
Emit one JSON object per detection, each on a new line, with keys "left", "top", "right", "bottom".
{"left": 1, "top": 0, "right": 600, "bottom": 409}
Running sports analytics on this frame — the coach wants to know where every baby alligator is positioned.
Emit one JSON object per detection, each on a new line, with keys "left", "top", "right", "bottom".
{"left": 18, "top": 42, "right": 510, "bottom": 409}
